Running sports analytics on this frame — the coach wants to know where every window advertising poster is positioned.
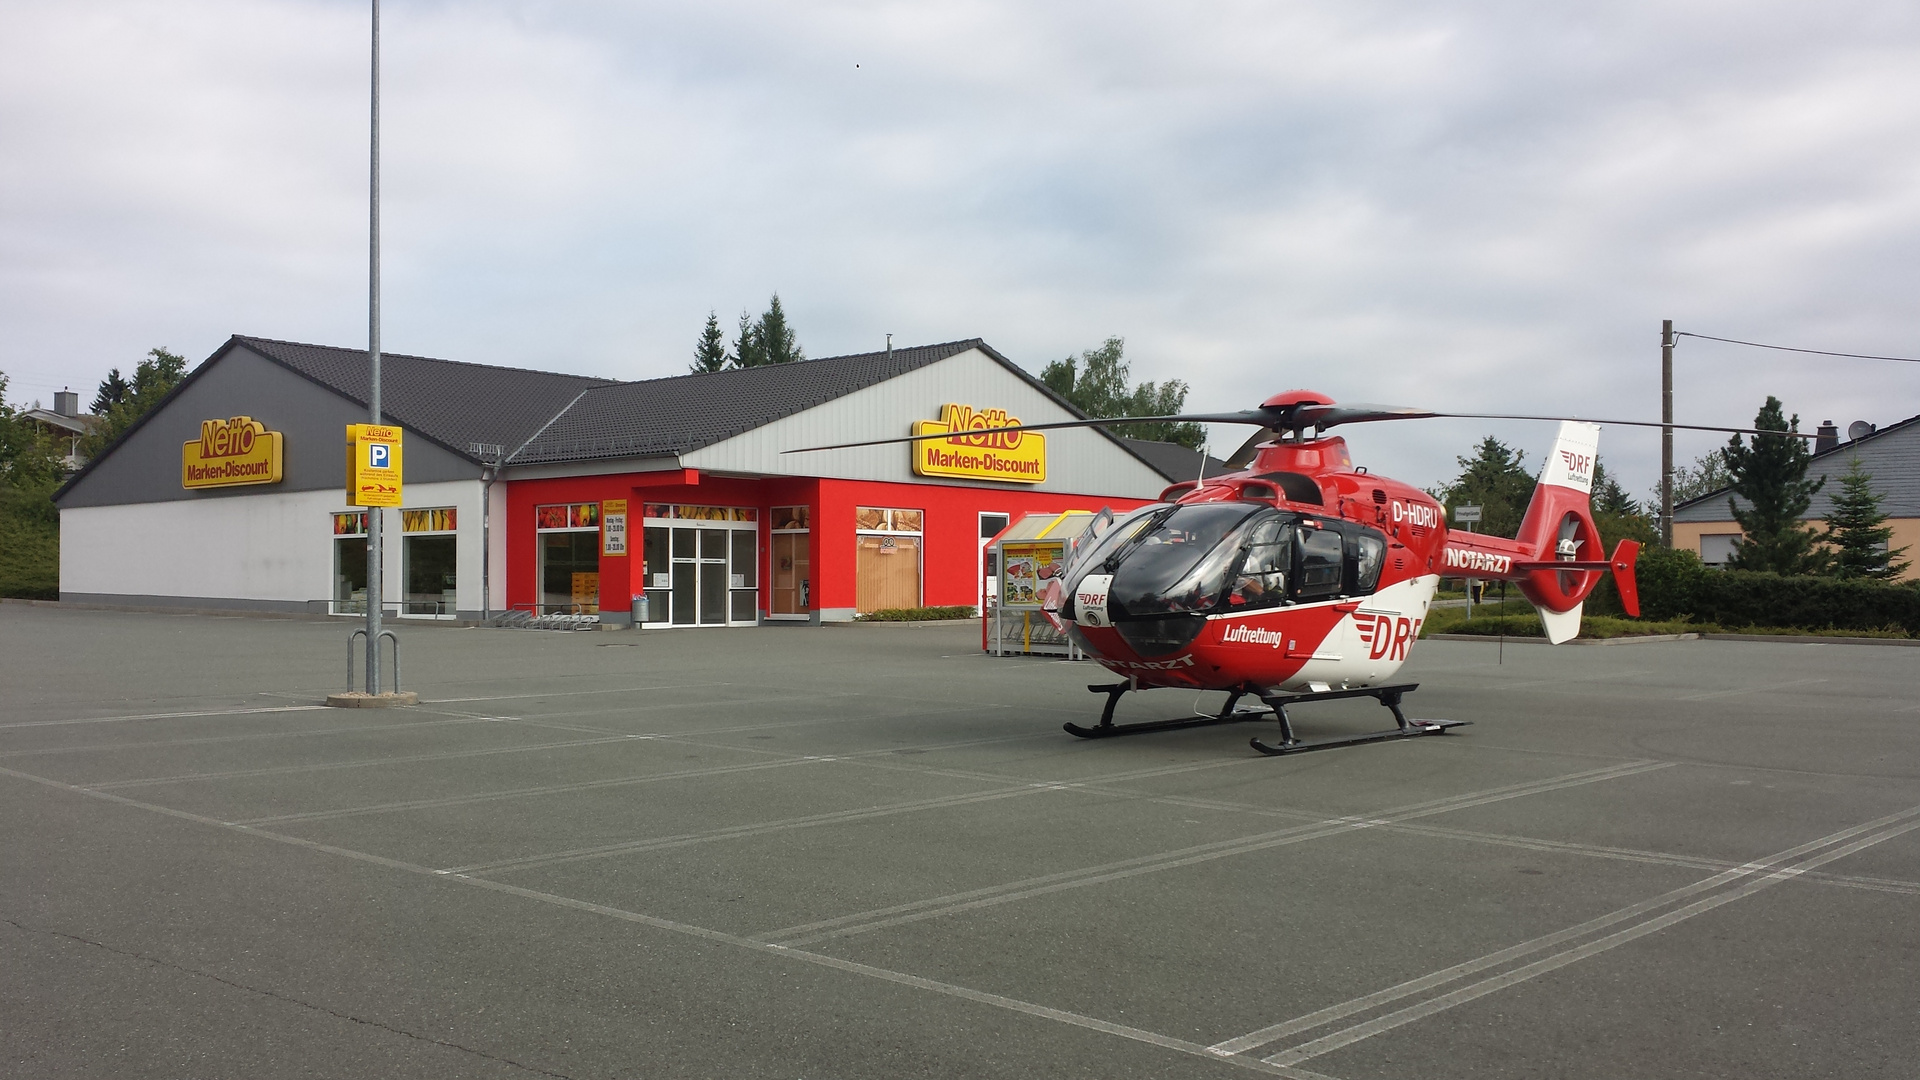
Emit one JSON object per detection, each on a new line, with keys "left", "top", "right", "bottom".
{"left": 999, "top": 541, "right": 1066, "bottom": 609}
{"left": 602, "top": 500, "right": 628, "bottom": 556}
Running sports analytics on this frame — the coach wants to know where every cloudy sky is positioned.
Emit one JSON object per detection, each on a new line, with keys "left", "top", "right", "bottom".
{"left": 4, "top": 0, "right": 1917, "bottom": 493}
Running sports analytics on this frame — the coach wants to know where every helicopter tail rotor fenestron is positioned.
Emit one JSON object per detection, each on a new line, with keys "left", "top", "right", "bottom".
{"left": 1506, "top": 421, "right": 1644, "bottom": 641}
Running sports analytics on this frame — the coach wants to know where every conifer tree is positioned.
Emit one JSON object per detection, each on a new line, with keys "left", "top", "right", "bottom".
{"left": 1821, "top": 458, "right": 1909, "bottom": 580}
{"left": 91, "top": 368, "right": 131, "bottom": 415}
{"left": 755, "top": 293, "right": 804, "bottom": 366}
{"left": 733, "top": 309, "right": 764, "bottom": 369}
{"left": 690, "top": 311, "right": 730, "bottom": 374}
{"left": 1723, "top": 395, "right": 1825, "bottom": 575}
{"left": 1436, "top": 437, "right": 1535, "bottom": 539}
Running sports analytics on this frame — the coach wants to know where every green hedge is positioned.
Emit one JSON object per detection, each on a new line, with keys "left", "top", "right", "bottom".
{"left": 855, "top": 605, "right": 977, "bottom": 622}
{"left": 0, "top": 486, "right": 58, "bottom": 600}
{"left": 1636, "top": 546, "right": 1920, "bottom": 635}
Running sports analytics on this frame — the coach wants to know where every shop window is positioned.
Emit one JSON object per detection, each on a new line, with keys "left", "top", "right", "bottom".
{"left": 855, "top": 506, "right": 923, "bottom": 614}
{"left": 401, "top": 507, "right": 458, "bottom": 618}
{"left": 332, "top": 511, "right": 368, "bottom": 615}
{"left": 537, "top": 503, "right": 601, "bottom": 614}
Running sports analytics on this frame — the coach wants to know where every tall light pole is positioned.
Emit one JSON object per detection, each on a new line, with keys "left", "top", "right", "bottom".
{"left": 365, "top": 0, "right": 384, "bottom": 692}
{"left": 1660, "top": 318, "right": 1674, "bottom": 548}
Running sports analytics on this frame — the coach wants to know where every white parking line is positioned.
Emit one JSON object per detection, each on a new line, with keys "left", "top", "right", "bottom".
{"left": 0, "top": 704, "right": 329, "bottom": 731}
{"left": 0, "top": 716, "right": 490, "bottom": 759}
{"left": 427, "top": 681, "right": 731, "bottom": 703}
{"left": 0, "top": 763, "right": 1328, "bottom": 1079}
{"left": 1679, "top": 677, "right": 1827, "bottom": 701}
{"left": 86, "top": 733, "right": 648, "bottom": 790}
{"left": 1206, "top": 802, "right": 1920, "bottom": 1063}
{"left": 763, "top": 762, "right": 1671, "bottom": 946}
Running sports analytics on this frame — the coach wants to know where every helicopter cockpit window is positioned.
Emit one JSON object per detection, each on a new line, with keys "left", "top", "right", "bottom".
{"left": 1350, "top": 529, "right": 1387, "bottom": 594}
{"left": 1106, "top": 503, "right": 1262, "bottom": 617}
{"left": 1065, "top": 504, "right": 1169, "bottom": 581}
{"left": 1229, "top": 514, "right": 1289, "bottom": 610}
{"left": 1293, "top": 525, "right": 1346, "bottom": 600}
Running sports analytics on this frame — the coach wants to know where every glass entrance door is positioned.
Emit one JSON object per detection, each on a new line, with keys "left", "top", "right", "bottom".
{"left": 640, "top": 507, "right": 758, "bottom": 627}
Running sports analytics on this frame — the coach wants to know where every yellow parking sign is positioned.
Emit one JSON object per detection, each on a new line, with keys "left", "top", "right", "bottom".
{"left": 346, "top": 424, "right": 404, "bottom": 507}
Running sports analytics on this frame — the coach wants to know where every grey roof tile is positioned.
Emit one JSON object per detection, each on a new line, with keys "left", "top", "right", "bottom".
{"left": 236, "top": 336, "right": 615, "bottom": 460}
{"left": 1115, "top": 437, "right": 1229, "bottom": 484}
{"left": 1672, "top": 411, "right": 1920, "bottom": 521}
{"left": 507, "top": 340, "right": 981, "bottom": 464}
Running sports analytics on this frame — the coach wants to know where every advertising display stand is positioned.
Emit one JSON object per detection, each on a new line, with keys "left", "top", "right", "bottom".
{"left": 984, "top": 510, "right": 1094, "bottom": 658}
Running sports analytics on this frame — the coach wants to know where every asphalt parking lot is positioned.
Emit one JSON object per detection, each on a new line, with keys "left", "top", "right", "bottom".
{"left": 3, "top": 603, "right": 1918, "bottom": 1080}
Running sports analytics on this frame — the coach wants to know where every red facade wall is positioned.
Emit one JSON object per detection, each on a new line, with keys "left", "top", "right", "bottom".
{"left": 505, "top": 469, "right": 1153, "bottom": 618}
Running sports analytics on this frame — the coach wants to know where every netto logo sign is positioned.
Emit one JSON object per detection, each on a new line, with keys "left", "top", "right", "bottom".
{"left": 910, "top": 403, "right": 1047, "bottom": 484}
{"left": 181, "top": 416, "right": 284, "bottom": 489}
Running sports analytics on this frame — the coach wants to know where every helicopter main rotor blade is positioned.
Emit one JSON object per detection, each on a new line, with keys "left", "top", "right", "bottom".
{"left": 780, "top": 411, "right": 1275, "bottom": 454}
{"left": 784, "top": 403, "right": 1818, "bottom": 457}
{"left": 1418, "top": 413, "right": 1821, "bottom": 440}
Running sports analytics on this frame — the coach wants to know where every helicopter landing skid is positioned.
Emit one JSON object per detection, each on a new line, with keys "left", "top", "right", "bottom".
{"left": 1249, "top": 684, "right": 1468, "bottom": 756}
{"left": 1062, "top": 684, "right": 1270, "bottom": 739}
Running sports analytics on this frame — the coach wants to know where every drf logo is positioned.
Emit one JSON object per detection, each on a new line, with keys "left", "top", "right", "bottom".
{"left": 1354, "top": 613, "right": 1421, "bottom": 661}
{"left": 367, "top": 443, "right": 392, "bottom": 470}
{"left": 1558, "top": 450, "right": 1592, "bottom": 481}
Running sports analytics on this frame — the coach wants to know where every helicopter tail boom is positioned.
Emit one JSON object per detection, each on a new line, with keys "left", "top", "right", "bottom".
{"left": 1435, "top": 422, "right": 1642, "bottom": 642}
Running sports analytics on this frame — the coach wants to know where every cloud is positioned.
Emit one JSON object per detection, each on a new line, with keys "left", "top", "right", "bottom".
{"left": 2, "top": 0, "right": 1916, "bottom": 491}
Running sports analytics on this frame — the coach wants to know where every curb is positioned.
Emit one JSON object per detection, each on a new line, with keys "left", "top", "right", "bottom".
{"left": 1700, "top": 633, "right": 1920, "bottom": 647}
{"left": 324, "top": 691, "right": 421, "bottom": 708}
{"left": 0, "top": 597, "right": 481, "bottom": 628}
{"left": 1426, "top": 631, "right": 1914, "bottom": 647}
{"left": 1424, "top": 633, "right": 1700, "bottom": 645}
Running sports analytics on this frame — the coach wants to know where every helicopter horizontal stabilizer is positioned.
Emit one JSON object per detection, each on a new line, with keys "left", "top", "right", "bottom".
{"left": 1509, "top": 540, "right": 1642, "bottom": 618}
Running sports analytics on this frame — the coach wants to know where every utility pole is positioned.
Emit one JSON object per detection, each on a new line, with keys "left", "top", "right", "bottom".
{"left": 1660, "top": 319, "right": 1674, "bottom": 548}
{"left": 365, "top": 0, "right": 384, "bottom": 692}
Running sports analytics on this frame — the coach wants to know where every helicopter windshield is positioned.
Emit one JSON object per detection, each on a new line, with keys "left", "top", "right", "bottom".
{"left": 1106, "top": 503, "right": 1264, "bottom": 617}
{"left": 1064, "top": 503, "right": 1171, "bottom": 581}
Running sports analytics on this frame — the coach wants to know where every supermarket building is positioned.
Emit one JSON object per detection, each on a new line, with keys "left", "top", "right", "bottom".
{"left": 54, "top": 336, "right": 1192, "bottom": 626}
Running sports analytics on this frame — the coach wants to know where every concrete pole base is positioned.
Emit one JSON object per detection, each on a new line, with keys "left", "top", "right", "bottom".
{"left": 325, "top": 691, "right": 421, "bottom": 708}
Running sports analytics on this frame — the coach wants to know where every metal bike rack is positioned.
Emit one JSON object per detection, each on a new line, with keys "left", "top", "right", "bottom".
{"left": 346, "top": 628, "right": 402, "bottom": 692}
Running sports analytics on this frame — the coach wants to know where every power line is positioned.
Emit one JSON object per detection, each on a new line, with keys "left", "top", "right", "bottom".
{"left": 1674, "top": 331, "right": 1920, "bottom": 364}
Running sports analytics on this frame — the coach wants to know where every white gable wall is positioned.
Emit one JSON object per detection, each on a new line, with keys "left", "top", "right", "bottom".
{"left": 682, "top": 347, "right": 1168, "bottom": 498}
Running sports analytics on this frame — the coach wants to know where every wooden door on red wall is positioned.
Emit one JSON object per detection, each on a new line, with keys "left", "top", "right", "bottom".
{"left": 771, "top": 533, "right": 811, "bottom": 616}
{"left": 856, "top": 535, "right": 921, "bottom": 612}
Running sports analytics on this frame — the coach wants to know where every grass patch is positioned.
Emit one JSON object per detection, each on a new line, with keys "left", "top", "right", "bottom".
{"left": 0, "top": 486, "right": 58, "bottom": 600}
{"left": 1420, "top": 598, "right": 1914, "bottom": 641}
{"left": 1710, "top": 624, "right": 1913, "bottom": 640}
{"left": 855, "top": 605, "right": 976, "bottom": 622}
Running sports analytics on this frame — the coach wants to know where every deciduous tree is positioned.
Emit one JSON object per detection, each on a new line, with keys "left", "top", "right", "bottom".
{"left": 0, "top": 372, "right": 62, "bottom": 491}
{"left": 79, "top": 348, "right": 187, "bottom": 459}
{"left": 1039, "top": 337, "right": 1204, "bottom": 449}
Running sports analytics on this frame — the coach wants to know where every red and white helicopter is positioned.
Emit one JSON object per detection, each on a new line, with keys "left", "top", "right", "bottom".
{"left": 794, "top": 392, "right": 1794, "bottom": 755}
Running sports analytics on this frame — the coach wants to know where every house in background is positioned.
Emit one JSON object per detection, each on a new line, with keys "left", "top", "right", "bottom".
{"left": 1672, "top": 413, "right": 1920, "bottom": 580}
{"left": 20, "top": 389, "right": 101, "bottom": 472}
